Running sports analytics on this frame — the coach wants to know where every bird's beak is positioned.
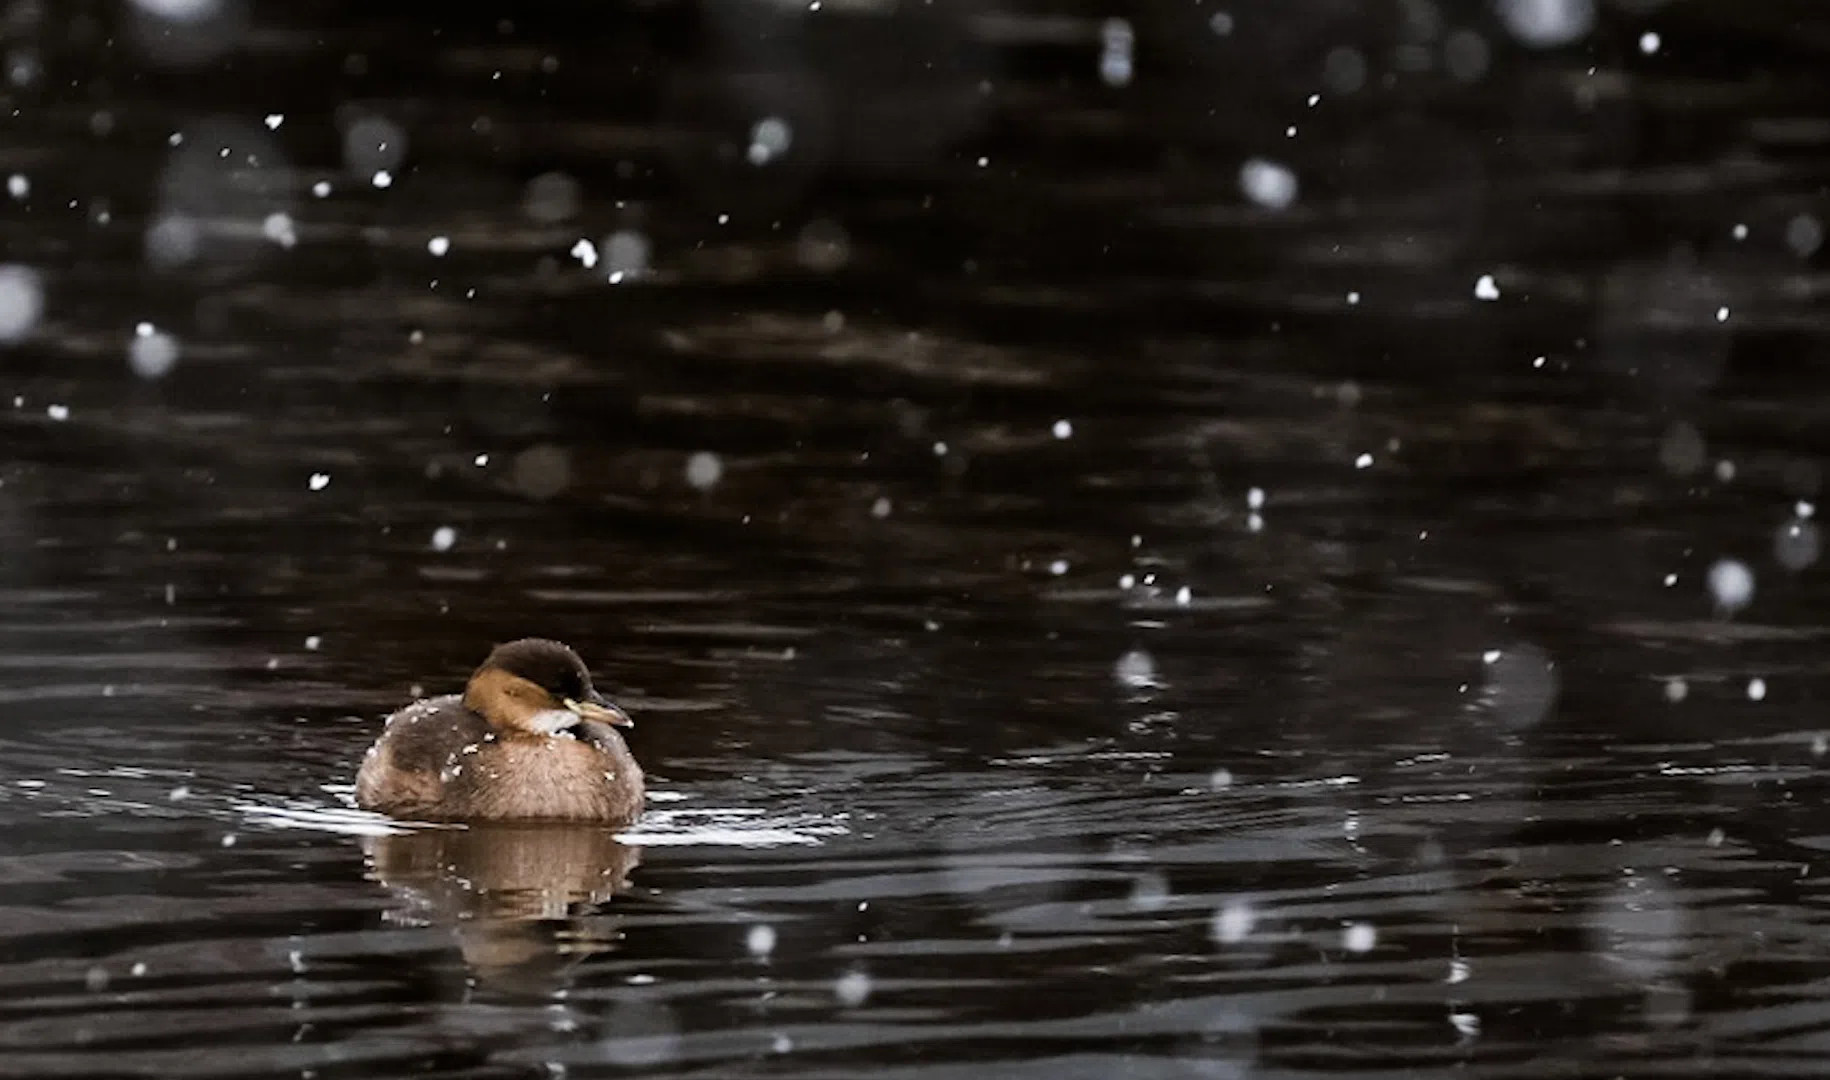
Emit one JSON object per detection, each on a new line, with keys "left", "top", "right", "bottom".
{"left": 566, "top": 691, "right": 633, "bottom": 728}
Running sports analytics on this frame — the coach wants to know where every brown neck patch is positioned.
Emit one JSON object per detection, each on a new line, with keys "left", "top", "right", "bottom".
{"left": 463, "top": 666, "right": 561, "bottom": 737}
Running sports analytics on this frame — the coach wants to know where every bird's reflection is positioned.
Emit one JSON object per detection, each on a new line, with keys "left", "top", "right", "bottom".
{"left": 360, "top": 824, "right": 642, "bottom": 995}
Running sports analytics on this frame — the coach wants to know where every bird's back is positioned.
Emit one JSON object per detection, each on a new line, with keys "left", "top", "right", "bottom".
{"left": 355, "top": 694, "right": 488, "bottom": 818}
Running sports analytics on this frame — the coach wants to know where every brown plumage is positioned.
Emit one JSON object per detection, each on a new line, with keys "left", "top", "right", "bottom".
{"left": 355, "top": 638, "right": 644, "bottom": 824}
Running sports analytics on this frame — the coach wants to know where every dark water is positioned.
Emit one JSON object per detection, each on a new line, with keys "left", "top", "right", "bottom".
{"left": 4, "top": 1, "right": 1830, "bottom": 1076}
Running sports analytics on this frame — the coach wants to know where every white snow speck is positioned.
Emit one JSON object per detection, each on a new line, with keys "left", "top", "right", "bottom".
{"left": 834, "top": 970, "right": 872, "bottom": 1008}
{"left": 1747, "top": 677, "right": 1767, "bottom": 701}
{"left": 747, "top": 116, "right": 794, "bottom": 165}
{"left": 746, "top": 924, "right": 776, "bottom": 958}
{"left": 262, "top": 212, "right": 297, "bottom": 249}
{"left": 427, "top": 236, "right": 450, "bottom": 257}
{"left": 1355, "top": 452, "right": 1374, "bottom": 469}
{"left": 311, "top": 180, "right": 331, "bottom": 198}
{"left": 1496, "top": 0, "right": 1596, "bottom": 47}
{"left": 45, "top": 403, "right": 68, "bottom": 421}
{"left": 134, "top": 0, "right": 219, "bottom": 21}
{"left": 264, "top": 113, "right": 283, "bottom": 130}
{"left": 1239, "top": 157, "right": 1298, "bottom": 210}
{"left": 0, "top": 264, "right": 45, "bottom": 342}
{"left": 1707, "top": 558, "right": 1754, "bottom": 614}
{"left": 1052, "top": 419, "right": 1073, "bottom": 439}
{"left": 1474, "top": 274, "right": 1501, "bottom": 301}
{"left": 685, "top": 451, "right": 723, "bottom": 491}
{"left": 307, "top": 472, "right": 330, "bottom": 491}
{"left": 570, "top": 238, "right": 598, "bottom": 269}
{"left": 1639, "top": 31, "right": 1660, "bottom": 54}
{"left": 431, "top": 526, "right": 456, "bottom": 552}
{"left": 304, "top": 635, "right": 321, "bottom": 650}
{"left": 130, "top": 325, "right": 179, "bottom": 379}
{"left": 372, "top": 170, "right": 392, "bottom": 188}
{"left": 1098, "top": 18, "right": 1134, "bottom": 87}
{"left": 1211, "top": 899, "right": 1256, "bottom": 944}
{"left": 1342, "top": 922, "right": 1378, "bottom": 953}
{"left": 1114, "top": 648, "right": 1158, "bottom": 690}
{"left": 6, "top": 174, "right": 28, "bottom": 200}
{"left": 1247, "top": 487, "right": 1265, "bottom": 510}
{"left": 1788, "top": 214, "right": 1825, "bottom": 257}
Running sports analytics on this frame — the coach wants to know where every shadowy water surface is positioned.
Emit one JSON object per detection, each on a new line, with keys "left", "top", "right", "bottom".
{"left": 3, "top": 1, "right": 1830, "bottom": 1077}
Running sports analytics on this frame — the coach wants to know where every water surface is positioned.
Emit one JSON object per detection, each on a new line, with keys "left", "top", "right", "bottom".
{"left": 3, "top": 2, "right": 1830, "bottom": 1077}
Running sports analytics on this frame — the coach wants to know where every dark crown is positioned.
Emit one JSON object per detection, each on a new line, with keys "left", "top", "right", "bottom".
{"left": 481, "top": 638, "right": 593, "bottom": 700}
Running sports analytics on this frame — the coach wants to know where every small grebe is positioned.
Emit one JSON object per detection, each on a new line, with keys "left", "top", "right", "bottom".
{"left": 355, "top": 638, "right": 641, "bottom": 824}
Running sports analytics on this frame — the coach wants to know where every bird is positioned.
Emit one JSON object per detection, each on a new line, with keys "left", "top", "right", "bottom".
{"left": 355, "top": 638, "right": 643, "bottom": 824}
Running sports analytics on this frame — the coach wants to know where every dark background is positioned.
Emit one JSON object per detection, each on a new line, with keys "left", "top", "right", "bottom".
{"left": 2, "top": 1, "right": 1830, "bottom": 1076}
